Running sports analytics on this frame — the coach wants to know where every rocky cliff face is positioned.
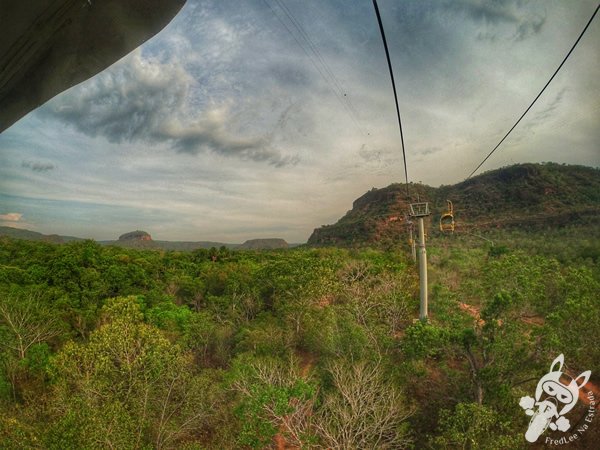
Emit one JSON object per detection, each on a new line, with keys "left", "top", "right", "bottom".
{"left": 308, "top": 163, "right": 600, "bottom": 247}
{"left": 118, "top": 230, "right": 152, "bottom": 241}
{"left": 307, "top": 184, "right": 415, "bottom": 247}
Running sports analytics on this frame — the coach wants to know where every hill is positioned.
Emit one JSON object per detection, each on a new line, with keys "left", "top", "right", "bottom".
{"left": 0, "top": 227, "right": 289, "bottom": 251}
{"left": 0, "top": 226, "right": 83, "bottom": 243}
{"left": 104, "top": 238, "right": 238, "bottom": 251}
{"left": 102, "top": 232, "right": 291, "bottom": 251}
{"left": 238, "top": 238, "right": 289, "bottom": 250}
{"left": 308, "top": 163, "right": 600, "bottom": 246}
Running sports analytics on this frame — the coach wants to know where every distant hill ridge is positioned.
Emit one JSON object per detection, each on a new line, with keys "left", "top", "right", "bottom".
{"left": 238, "top": 238, "right": 288, "bottom": 250}
{"left": 0, "top": 227, "right": 83, "bottom": 244}
{"left": 308, "top": 163, "right": 600, "bottom": 246}
{"left": 0, "top": 227, "right": 291, "bottom": 251}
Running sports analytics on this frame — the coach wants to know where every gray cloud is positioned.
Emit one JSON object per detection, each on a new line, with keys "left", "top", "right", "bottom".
{"left": 534, "top": 88, "right": 567, "bottom": 120}
{"left": 21, "top": 160, "right": 55, "bottom": 172}
{"left": 163, "top": 117, "right": 299, "bottom": 167}
{"left": 445, "top": 0, "right": 521, "bottom": 24}
{"left": 514, "top": 14, "right": 546, "bottom": 41}
{"left": 443, "top": 0, "right": 546, "bottom": 40}
{"left": 40, "top": 50, "right": 293, "bottom": 166}
{"left": 3, "top": 0, "right": 597, "bottom": 242}
{"left": 522, "top": 88, "right": 568, "bottom": 133}
{"left": 268, "top": 62, "right": 313, "bottom": 89}
{"left": 359, "top": 146, "right": 383, "bottom": 163}
{"left": 420, "top": 146, "right": 443, "bottom": 156}
{"left": 40, "top": 51, "right": 191, "bottom": 141}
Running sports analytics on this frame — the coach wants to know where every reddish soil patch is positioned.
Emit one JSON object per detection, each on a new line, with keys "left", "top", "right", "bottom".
{"left": 564, "top": 371, "right": 600, "bottom": 409}
{"left": 459, "top": 303, "right": 545, "bottom": 329}
{"left": 299, "top": 352, "right": 315, "bottom": 378}
{"left": 459, "top": 302, "right": 484, "bottom": 326}
{"left": 316, "top": 294, "right": 334, "bottom": 308}
{"left": 521, "top": 315, "right": 544, "bottom": 326}
{"left": 274, "top": 433, "right": 286, "bottom": 450}
{"left": 393, "top": 329, "right": 406, "bottom": 339}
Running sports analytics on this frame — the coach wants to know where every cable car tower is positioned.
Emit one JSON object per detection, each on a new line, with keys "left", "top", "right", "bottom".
{"left": 409, "top": 202, "right": 430, "bottom": 321}
{"left": 405, "top": 214, "right": 417, "bottom": 262}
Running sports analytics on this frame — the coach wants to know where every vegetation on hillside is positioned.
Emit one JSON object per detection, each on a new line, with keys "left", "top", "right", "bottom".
{"left": 1, "top": 227, "right": 598, "bottom": 448}
{"left": 0, "top": 228, "right": 291, "bottom": 251}
{"left": 309, "top": 163, "right": 600, "bottom": 246}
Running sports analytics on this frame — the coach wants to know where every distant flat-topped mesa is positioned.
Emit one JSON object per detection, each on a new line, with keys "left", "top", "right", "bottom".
{"left": 238, "top": 238, "right": 289, "bottom": 250}
{"left": 0, "top": 0, "right": 186, "bottom": 132}
{"left": 118, "top": 230, "right": 152, "bottom": 242}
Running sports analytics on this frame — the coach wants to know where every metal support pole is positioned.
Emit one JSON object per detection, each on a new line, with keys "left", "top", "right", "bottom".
{"left": 409, "top": 226, "right": 416, "bottom": 262}
{"left": 417, "top": 217, "right": 428, "bottom": 320}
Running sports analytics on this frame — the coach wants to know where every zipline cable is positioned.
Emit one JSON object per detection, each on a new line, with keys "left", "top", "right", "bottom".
{"left": 263, "top": 0, "right": 366, "bottom": 135}
{"left": 372, "top": 0, "right": 410, "bottom": 198}
{"left": 466, "top": 2, "right": 600, "bottom": 180}
{"left": 272, "top": 0, "right": 364, "bottom": 130}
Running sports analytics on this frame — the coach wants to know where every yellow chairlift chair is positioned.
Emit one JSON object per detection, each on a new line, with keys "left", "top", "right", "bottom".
{"left": 439, "top": 200, "right": 455, "bottom": 233}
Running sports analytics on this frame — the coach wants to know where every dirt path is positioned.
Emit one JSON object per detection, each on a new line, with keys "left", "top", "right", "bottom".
{"left": 299, "top": 351, "right": 315, "bottom": 378}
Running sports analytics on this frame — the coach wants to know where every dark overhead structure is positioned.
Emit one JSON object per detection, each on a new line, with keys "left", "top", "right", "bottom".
{"left": 0, "top": 0, "right": 186, "bottom": 133}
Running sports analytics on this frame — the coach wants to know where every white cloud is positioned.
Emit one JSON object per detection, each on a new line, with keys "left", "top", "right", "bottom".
{"left": 0, "top": 212, "right": 22, "bottom": 222}
{"left": 1, "top": 0, "right": 598, "bottom": 241}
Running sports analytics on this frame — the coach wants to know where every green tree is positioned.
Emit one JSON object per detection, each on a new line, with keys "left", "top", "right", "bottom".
{"left": 430, "top": 402, "right": 523, "bottom": 449}
{"left": 0, "top": 292, "right": 62, "bottom": 401}
{"left": 540, "top": 266, "right": 600, "bottom": 372}
{"left": 47, "top": 296, "right": 213, "bottom": 449}
{"left": 0, "top": 293, "right": 61, "bottom": 361}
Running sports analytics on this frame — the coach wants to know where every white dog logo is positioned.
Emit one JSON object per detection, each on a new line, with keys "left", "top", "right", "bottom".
{"left": 519, "top": 354, "right": 591, "bottom": 443}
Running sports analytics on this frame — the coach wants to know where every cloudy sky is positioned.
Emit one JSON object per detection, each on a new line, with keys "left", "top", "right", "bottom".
{"left": 1, "top": 0, "right": 599, "bottom": 242}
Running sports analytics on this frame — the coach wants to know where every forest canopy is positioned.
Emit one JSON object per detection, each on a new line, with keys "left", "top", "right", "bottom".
{"left": 0, "top": 233, "right": 598, "bottom": 448}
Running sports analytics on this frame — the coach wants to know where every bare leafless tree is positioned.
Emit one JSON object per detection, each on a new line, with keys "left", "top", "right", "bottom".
{"left": 315, "top": 360, "right": 414, "bottom": 449}
{"left": 0, "top": 294, "right": 61, "bottom": 360}
{"left": 232, "top": 356, "right": 317, "bottom": 448}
